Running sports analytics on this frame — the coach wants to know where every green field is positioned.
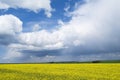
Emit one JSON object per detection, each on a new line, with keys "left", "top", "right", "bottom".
{"left": 0, "top": 64, "right": 120, "bottom": 80}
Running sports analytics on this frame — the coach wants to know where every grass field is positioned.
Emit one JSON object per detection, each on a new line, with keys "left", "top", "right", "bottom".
{"left": 0, "top": 64, "right": 120, "bottom": 80}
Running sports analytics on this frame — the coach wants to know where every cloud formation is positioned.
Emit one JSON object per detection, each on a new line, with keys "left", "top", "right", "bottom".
{"left": 0, "top": 14, "right": 22, "bottom": 45}
{"left": 1, "top": 0, "right": 120, "bottom": 62}
{"left": 0, "top": 0, "right": 52, "bottom": 17}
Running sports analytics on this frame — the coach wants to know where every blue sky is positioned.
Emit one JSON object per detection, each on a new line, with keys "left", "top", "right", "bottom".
{"left": 0, "top": 0, "right": 120, "bottom": 63}
{"left": 0, "top": 0, "right": 80, "bottom": 31}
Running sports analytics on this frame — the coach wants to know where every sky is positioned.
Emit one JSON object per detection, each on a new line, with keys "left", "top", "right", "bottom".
{"left": 0, "top": 0, "right": 120, "bottom": 63}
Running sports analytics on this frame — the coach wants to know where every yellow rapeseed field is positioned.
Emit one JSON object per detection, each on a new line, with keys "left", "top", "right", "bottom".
{"left": 0, "top": 64, "right": 120, "bottom": 80}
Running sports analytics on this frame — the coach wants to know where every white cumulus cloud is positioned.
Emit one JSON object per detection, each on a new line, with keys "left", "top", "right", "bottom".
{"left": 0, "top": 14, "right": 22, "bottom": 35}
{"left": 0, "top": 0, "right": 53, "bottom": 17}
{"left": 0, "top": 14, "right": 22, "bottom": 45}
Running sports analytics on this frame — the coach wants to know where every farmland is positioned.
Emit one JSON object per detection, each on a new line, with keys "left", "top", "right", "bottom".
{"left": 0, "top": 64, "right": 120, "bottom": 80}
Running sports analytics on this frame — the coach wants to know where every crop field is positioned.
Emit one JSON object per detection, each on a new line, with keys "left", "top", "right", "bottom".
{"left": 0, "top": 64, "right": 120, "bottom": 80}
